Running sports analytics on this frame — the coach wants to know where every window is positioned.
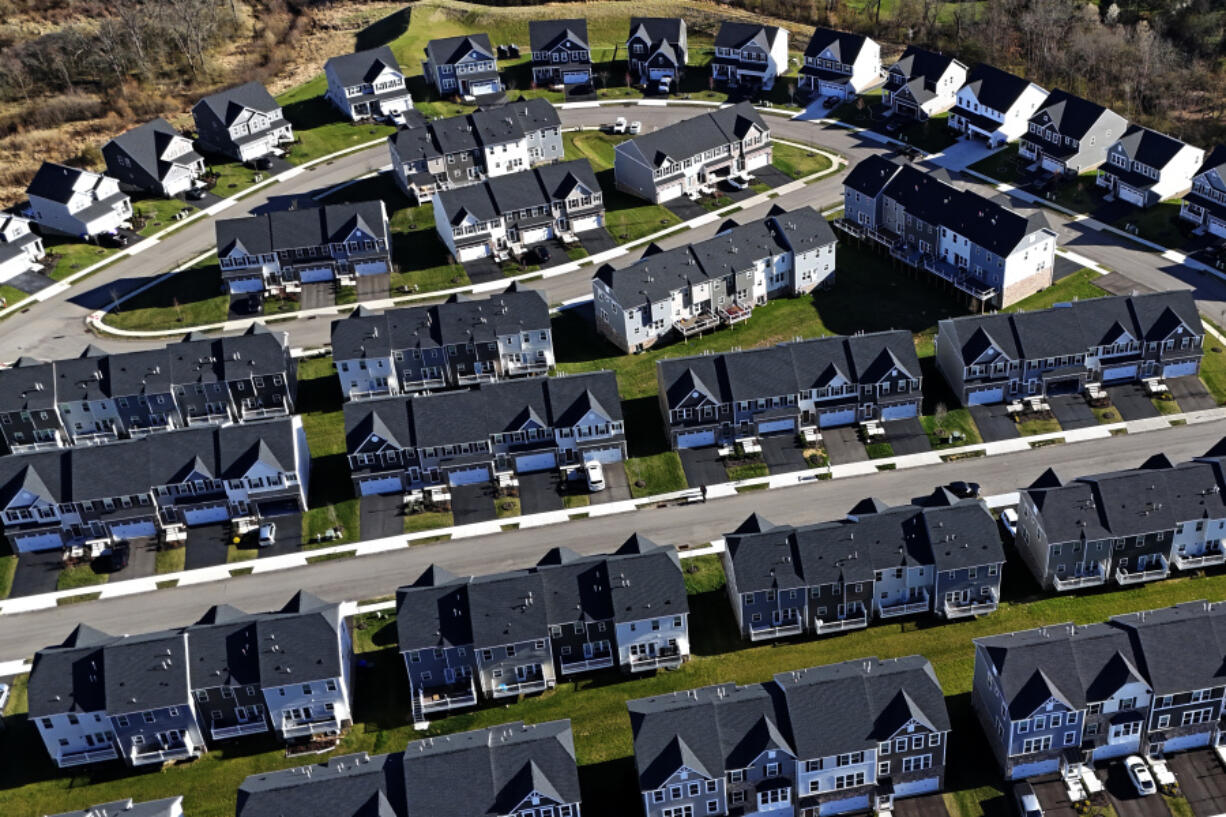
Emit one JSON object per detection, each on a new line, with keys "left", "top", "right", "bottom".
{"left": 1050, "top": 713, "right": 1062, "bottom": 728}
{"left": 670, "top": 786, "right": 682, "bottom": 800}
{"left": 706, "top": 780, "right": 717, "bottom": 794}
{"left": 707, "top": 801, "right": 719, "bottom": 814}
{"left": 143, "top": 712, "right": 156, "bottom": 724}
{"left": 912, "top": 735, "right": 924, "bottom": 750}
{"left": 728, "top": 770, "right": 744, "bottom": 783}
{"left": 929, "top": 733, "right": 941, "bottom": 747}
{"left": 766, "top": 762, "right": 779, "bottom": 777}
{"left": 879, "top": 761, "right": 891, "bottom": 776}
{"left": 834, "top": 772, "right": 866, "bottom": 790}
{"left": 653, "top": 791, "right": 665, "bottom": 804}
{"left": 902, "top": 755, "right": 932, "bottom": 773}
{"left": 688, "top": 782, "right": 700, "bottom": 797}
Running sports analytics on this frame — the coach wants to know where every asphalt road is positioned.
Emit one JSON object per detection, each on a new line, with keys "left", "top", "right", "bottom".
{"left": 2, "top": 419, "right": 1222, "bottom": 664}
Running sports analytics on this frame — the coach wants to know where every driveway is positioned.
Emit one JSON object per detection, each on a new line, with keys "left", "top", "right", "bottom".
{"left": 679, "top": 447, "right": 727, "bottom": 489}
{"left": 881, "top": 417, "right": 931, "bottom": 455}
{"left": 450, "top": 483, "right": 497, "bottom": 525}
{"left": 823, "top": 426, "right": 868, "bottom": 464}
{"left": 1048, "top": 395, "right": 1097, "bottom": 430}
{"left": 970, "top": 404, "right": 1021, "bottom": 442}
{"left": 664, "top": 197, "right": 707, "bottom": 222}
{"left": 519, "top": 471, "right": 564, "bottom": 515}
{"left": 590, "top": 462, "right": 632, "bottom": 504}
{"left": 1171, "top": 750, "right": 1226, "bottom": 817}
{"left": 360, "top": 493, "right": 404, "bottom": 541}
{"left": 1104, "top": 760, "right": 1173, "bottom": 817}
{"left": 753, "top": 165, "right": 793, "bottom": 189}
{"left": 1168, "top": 376, "right": 1217, "bottom": 412}
{"left": 184, "top": 523, "right": 230, "bottom": 570}
{"left": 257, "top": 514, "right": 303, "bottom": 558}
{"left": 299, "top": 282, "right": 335, "bottom": 311}
{"left": 1107, "top": 383, "right": 1160, "bottom": 421}
{"left": 577, "top": 227, "right": 618, "bottom": 256}
{"left": 760, "top": 435, "right": 808, "bottom": 474}
{"left": 9, "top": 550, "right": 63, "bottom": 597}
{"left": 1032, "top": 775, "right": 1082, "bottom": 817}
{"left": 893, "top": 793, "right": 951, "bottom": 817}
{"left": 1054, "top": 254, "right": 1084, "bottom": 281}
{"left": 119, "top": 538, "right": 158, "bottom": 580}
{"left": 4, "top": 269, "right": 56, "bottom": 296}
{"left": 462, "top": 257, "right": 506, "bottom": 285}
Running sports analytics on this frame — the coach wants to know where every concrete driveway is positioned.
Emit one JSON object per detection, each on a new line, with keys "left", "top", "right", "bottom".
{"left": 1107, "top": 384, "right": 1160, "bottom": 421}
{"left": 970, "top": 404, "right": 1021, "bottom": 442}
{"left": 881, "top": 417, "right": 931, "bottom": 455}
{"left": 760, "top": 435, "right": 808, "bottom": 474}
{"left": 590, "top": 462, "right": 632, "bottom": 504}
{"left": 450, "top": 483, "right": 497, "bottom": 525}
{"left": 1049, "top": 395, "right": 1097, "bottom": 430}
{"left": 1168, "top": 376, "right": 1217, "bottom": 412}
{"left": 10, "top": 550, "right": 63, "bottom": 597}
{"left": 1104, "top": 760, "right": 1174, "bottom": 817}
{"left": 1171, "top": 750, "right": 1226, "bottom": 817}
{"left": 360, "top": 493, "right": 404, "bottom": 541}
{"left": 519, "top": 471, "right": 564, "bottom": 515}
{"left": 299, "top": 282, "right": 335, "bottom": 311}
{"left": 679, "top": 447, "right": 726, "bottom": 489}
{"left": 184, "top": 524, "right": 230, "bottom": 570}
{"left": 824, "top": 426, "right": 868, "bottom": 464}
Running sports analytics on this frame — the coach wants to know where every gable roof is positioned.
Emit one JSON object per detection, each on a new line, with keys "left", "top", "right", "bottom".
{"left": 1111, "top": 124, "right": 1194, "bottom": 170}
{"left": 1028, "top": 88, "right": 1125, "bottom": 140}
{"left": 619, "top": 102, "right": 767, "bottom": 169}
{"left": 326, "top": 46, "right": 403, "bottom": 86}
{"left": 194, "top": 81, "right": 280, "bottom": 126}
{"left": 960, "top": 63, "right": 1042, "bottom": 113}
{"left": 628, "top": 17, "right": 685, "bottom": 46}
{"left": 804, "top": 27, "right": 870, "bottom": 62}
{"left": 104, "top": 118, "right": 202, "bottom": 181}
{"left": 27, "top": 162, "right": 115, "bottom": 204}
{"left": 434, "top": 159, "right": 595, "bottom": 225}
{"left": 46, "top": 797, "right": 184, "bottom": 817}
{"left": 889, "top": 46, "right": 962, "bottom": 84}
{"left": 714, "top": 21, "right": 785, "bottom": 51}
{"left": 529, "top": 19, "right": 589, "bottom": 53}
{"left": 425, "top": 34, "right": 496, "bottom": 67}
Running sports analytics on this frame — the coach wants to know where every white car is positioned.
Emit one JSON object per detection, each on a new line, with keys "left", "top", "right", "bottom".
{"left": 628, "top": 121, "right": 642, "bottom": 135}
{"left": 585, "top": 460, "right": 606, "bottom": 492}
{"left": 1001, "top": 508, "right": 1018, "bottom": 536}
{"left": 258, "top": 522, "right": 277, "bottom": 548}
{"left": 1014, "top": 782, "right": 1042, "bottom": 817}
{"left": 612, "top": 117, "right": 627, "bottom": 134}
{"left": 1125, "top": 755, "right": 1157, "bottom": 796}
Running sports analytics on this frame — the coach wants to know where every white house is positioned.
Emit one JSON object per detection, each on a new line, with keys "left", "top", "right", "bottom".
{"left": 949, "top": 63, "right": 1048, "bottom": 146}
{"left": 0, "top": 213, "right": 45, "bottom": 283}
{"left": 1099, "top": 124, "right": 1205, "bottom": 208}
{"left": 799, "top": 28, "right": 881, "bottom": 101}
{"left": 25, "top": 162, "right": 132, "bottom": 239}
{"left": 324, "top": 46, "right": 413, "bottom": 122}
{"left": 1181, "top": 145, "right": 1226, "bottom": 237}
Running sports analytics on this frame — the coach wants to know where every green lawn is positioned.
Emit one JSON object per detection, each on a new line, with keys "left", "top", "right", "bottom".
{"left": 41, "top": 237, "right": 120, "bottom": 282}
{"left": 0, "top": 554, "right": 15, "bottom": 600}
{"left": 564, "top": 131, "right": 624, "bottom": 172}
{"left": 302, "top": 498, "right": 360, "bottom": 547}
{"left": 865, "top": 441, "right": 895, "bottom": 459}
{"left": 1093, "top": 405, "right": 1122, "bottom": 424}
{"left": 1016, "top": 415, "right": 1062, "bottom": 436}
{"left": 276, "top": 73, "right": 396, "bottom": 165}
{"left": 725, "top": 461, "right": 768, "bottom": 481}
{"left": 56, "top": 563, "right": 108, "bottom": 592}
{"left": 898, "top": 114, "right": 957, "bottom": 154}
{"left": 1198, "top": 322, "right": 1226, "bottom": 406}
{"left": 681, "top": 554, "right": 725, "bottom": 594}
{"left": 102, "top": 256, "right": 228, "bottom": 331}
{"left": 405, "top": 509, "right": 454, "bottom": 535}
{"left": 1004, "top": 268, "right": 1108, "bottom": 313}
{"left": 771, "top": 141, "right": 835, "bottom": 180}
{"left": 1110, "top": 201, "right": 1189, "bottom": 250}
{"left": 154, "top": 547, "right": 186, "bottom": 575}
{"left": 563, "top": 494, "right": 591, "bottom": 509}
{"left": 131, "top": 197, "right": 196, "bottom": 237}
{"left": 967, "top": 144, "right": 1025, "bottom": 186}
{"left": 226, "top": 543, "right": 258, "bottom": 563}
{"left": 205, "top": 161, "right": 263, "bottom": 197}
{"left": 625, "top": 452, "right": 687, "bottom": 498}
{"left": 1152, "top": 395, "right": 1182, "bottom": 415}
{"left": 921, "top": 408, "right": 983, "bottom": 449}
{"left": 495, "top": 496, "right": 522, "bottom": 519}
{"left": 1049, "top": 172, "right": 1105, "bottom": 213}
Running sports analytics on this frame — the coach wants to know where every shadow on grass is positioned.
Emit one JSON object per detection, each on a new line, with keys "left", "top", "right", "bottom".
{"left": 621, "top": 396, "right": 669, "bottom": 459}
{"left": 354, "top": 7, "right": 410, "bottom": 51}
{"left": 687, "top": 589, "right": 742, "bottom": 657}
{"left": 579, "top": 756, "right": 640, "bottom": 817}
{"left": 309, "top": 453, "right": 355, "bottom": 508}
{"left": 283, "top": 94, "right": 347, "bottom": 133}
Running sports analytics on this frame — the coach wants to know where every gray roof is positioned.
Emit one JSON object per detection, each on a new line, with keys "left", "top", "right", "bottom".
{"left": 529, "top": 19, "right": 589, "bottom": 53}
{"left": 193, "top": 81, "right": 280, "bottom": 127}
{"left": 618, "top": 102, "right": 767, "bottom": 169}
{"left": 803, "top": 27, "right": 870, "bottom": 62}
{"left": 1111, "top": 124, "right": 1192, "bottom": 170}
{"left": 714, "top": 21, "right": 784, "bottom": 51}
{"left": 1027, "top": 88, "right": 1125, "bottom": 141}
{"left": 434, "top": 159, "right": 594, "bottom": 226}
{"left": 104, "top": 118, "right": 202, "bottom": 182}
{"left": 1110, "top": 601, "right": 1226, "bottom": 696}
{"left": 237, "top": 751, "right": 404, "bottom": 817}
{"left": 27, "top": 162, "right": 117, "bottom": 205}
{"left": 46, "top": 796, "right": 183, "bottom": 817}
{"left": 216, "top": 201, "right": 388, "bottom": 257}
{"left": 102, "top": 629, "right": 191, "bottom": 715}
{"left": 425, "top": 34, "right": 496, "bottom": 67}
{"left": 27, "top": 624, "right": 112, "bottom": 717}
{"left": 889, "top": 46, "right": 962, "bottom": 86}
{"left": 326, "top": 46, "right": 403, "bottom": 86}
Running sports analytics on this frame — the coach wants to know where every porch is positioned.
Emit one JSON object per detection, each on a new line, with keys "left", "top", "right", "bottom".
{"left": 943, "top": 588, "right": 999, "bottom": 619}
{"left": 1115, "top": 554, "right": 1170, "bottom": 585}
{"left": 628, "top": 645, "right": 684, "bottom": 672}
{"left": 58, "top": 745, "right": 119, "bottom": 767}
{"left": 1052, "top": 560, "right": 1108, "bottom": 591}
{"left": 878, "top": 589, "right": 931, "bottom": 618}
{"left": 211, "top": 720, "right": 269, "bottom": 740}
{"left": 812, "top": 610, "right": 869, "bottom": 636}
{"left": 748, "top": 617, "right": 804, "bottom": 641}
{"left": 1173, "top": 541, "right": 1226, "bottom": 570}
{"left": 559, "top": 651, "right": 616, "bottom": 675}
{"left": 417, "top": 679, "right": 478, "bottom": 713}
{"left": 129, "top": 733, "right": 197, "bottom": 766}
{"left": 280, "top": 711, "right": 341, "bottom": 739}
{"left": 490, "top": 676, "right": 552, "bottom": 698}
{"left": 674, "top": 310, "right": 720, "bottom": 338}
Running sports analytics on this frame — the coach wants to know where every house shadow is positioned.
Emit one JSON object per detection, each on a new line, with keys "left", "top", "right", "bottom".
{"left": 354, "top": 7, "right": 411, "bottom": 52}
{"left": 578, "top": 757, "right": 640, "bottom": 817}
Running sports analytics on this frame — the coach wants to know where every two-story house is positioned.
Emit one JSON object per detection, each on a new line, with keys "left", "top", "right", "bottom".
{"left": 949, "top": 64, "right": 1048, "bottom": 147}
{"left": 1019, "top": 89, "right": 1128, "bottom": 176}
{"left": 235, "top": 721, "right": 582, "bottom": 817}
{"left": 722, "top": 493, "right": 1005, "bottom": 640}
{"left": 840, "top": 156, "right": 1057, "bottom": 309}
{"left": 657, "top": 330, "right": 921, "bottom": 448}
{"left": 342, "top": 369, "right": 623, "bottom": 497}
{"left": 626, "top": 17, "right": 688, "bottom": 85}
{"left": 323, "top": 46, "right": 413, "bottom": 122}
{"left": 25, "top": 162, "right": 132, "bottom": 240}
{"left": 935, "top": 290, "right": 1204, "bottom": 406}
{"left": 0, "top": 356, "right": 61, "bottom": 453}
{"left": 629, "top": 655, "right": 951, "bottom": 817}
{"left": 192, "top": 81, "right": 294, "bottom": 164}
{"left": 799, "top": 28, "right": 881, "bottom": 102}
{"left": 1098, "top": 125, "right": 1205, "bottom": 208}
{"left": 330, "top": 285, "right": 553, "bottom": 400}
{"left": 396, "top": 534, "right": 688, "bottom": 719}
{"left": 0, "top": 213, "right": 46, "bottom": 284}
{"left": 529, "top": 19, "right": 591, "bottom": 88}
{"left": 103, "top": 118, "right": 206, "bottom": 198}
{"left": 48, "top": 797, "right": 185, "bottom": 817}
{"left": 614, "top": 102, "right": 772, "bottom": 204}
{"left": 710, "top": 22, "right": 789, "bottom": 91}
{"left": 388, "top": 98, "right": 563, "bottom": 202}
{"left": 1180, "top": 146, "right": 1226, "bottom": 238}
{"left": 432, "top": 158, "right": 603, "bottom": 263}
{"left": 422, "top": 34, "right": 503, "bottom": 99}
{"left": 883, "top": 46, "right": 967, "bottom": 120}
{"left": 593, "top": 206, "right": 835, "bottom": 353}
{"left": 215, "top": 200, "right": 391, "bottom": 298}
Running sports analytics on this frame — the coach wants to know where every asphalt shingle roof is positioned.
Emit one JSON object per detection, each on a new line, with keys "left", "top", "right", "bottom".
{"left": 618, "top": 102, "right": 767, "bottom": 170}
{"left": 425, "top": 34, "right": 496, "bottom": 67}
{"left": 194, "top": 81, "right": 280, "bottom": 127}
{"left": 215, "top": 201, "right": 387, "bottom": 257}
{"left": 803, "top": 27, "right": 869, "bottom": 62}
{"left": 529, "top": 19, "right": 589, "bottom": 53}
{"left": 326, "top": 46, "right": 403, "bottom": 86}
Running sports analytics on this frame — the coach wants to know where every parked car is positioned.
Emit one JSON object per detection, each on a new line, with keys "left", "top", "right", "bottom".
{"left": 883, "top": 119, "right": 903, "bottom": 134}
{"left": 611, "top": 117, "right": 627, "bottom": 135}
{"left": 1013, "top": 781, "right": 1042, "bottom": 817}
{"left": 259, "top": 522, "right": 277, "bottom": 547}
{"left": 1001, "top": 508, "right": 1018, "bottom": 537}
{"left": 585, "top": 460, "right": 606, "bottom": 492}
{"left": 1125, "top": 756, "right": 1157, "bottom": 796}
{"left": 823, "top": 96, "right": 840, "bottom": 108}
{"left": 186, "top": 186, "right": 207, "bottom": 201}
{"left": 109, "top": 541, "right": 130, "bottom": 571}
{"left": 628, "top": 121, "right": 642, "bottom": 135}
{"left": 533, "top": 244, "right": 551, "bottom": 264}
{"left": 657, "top": 78, "right": 672, "bottom": 95}
{"left": 725, "top": 177, "right": 745, "bottom": 192}
{"left": 947, "top": 480, "right": 981, "bottom": 499}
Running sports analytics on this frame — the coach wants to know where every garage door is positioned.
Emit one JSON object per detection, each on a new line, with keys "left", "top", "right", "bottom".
{"left": 470, "top": 80, "right": 500, "bottom": 96}
{"left": 562, "top": 70, "right": 589, "bottom": 85}
{"left": 881, "top": 403, "right": 917, "bottom": 420}
{"left": 968, "top": 387, "right": 1004, "bottom": 406}
{"left": 1092, "top": 740, "right": 1138, "bottom": 763}
{"left": 1046, "top": 378, "right": 1081, "bottom": 396}
{"left": 184, "top": 505, "right": 230, "bottom": 525}
{"left": 1164, "top": 360, "right": 1199, "bottom": 378}
{"left": 572, "top": 215, "right": 602, "bottom": 233}
{"left": 1009, "top": 758, "right": 1059, "bottom": 780}
{"left": 894, "top": 777, "right": 940, "bottom": 797}
{"left": 819, "top": 795, "right": 869, "bottom": 816}
{"left": 819, "top": 408, "right": 856, "bottom": 428}
{"left": 1041, "top": 156, "right": 1065, "bottom": 174}
{"left": 657, "top": 183, "right": 683, "bottom": 203}
{"left": 1102, "top": 364, "right": 1138, "bottom": 382}
{"left": 1160, "top": 732, "right": 1211, "bottom": 753}
{"left": 746, "top": 152, "right": 770, "bottom": 171}
{"left": 111, "top": 520, "right": 157, "bottom": 540}
{"left": 677, "top": 430, "right": 716, "bottom": 449}
{"left": 1119, "top": 186, "right": 1146, "bottom": 207}
{"left": 521, "top": 226, "right": 552, "bottom": 244}
{"left": 515, "top": 451, "right": 556, "bottom": 473}
{"left": 757, "top": 418, "right": 795, "bottom": 435}
{"left": 13, "top": 529, "right": 64, "bottom": 552}
{"left": 448, "top": 466, "right": 490, "bottom": 486}
{"left": 457, "top": 243, "right": 491, "bottom": 262}
{"left": 582, "top": 446, "right": 623, "bottom": 464}
{"left": 359, "top": 476, "right": 403, "bottom": 496}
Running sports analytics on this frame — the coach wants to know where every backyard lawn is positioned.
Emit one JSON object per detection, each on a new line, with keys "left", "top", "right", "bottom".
{"left": 1004, "top": 268, "right": 1108, "bottom": 312}
{"left": 624, "top": 452, "right": 687, "bottom": 498}
{"left": 0, "top": 553, "right": 15, "bottom": 599}
{"left": 102, "top": 256, "right": 228, "bottom": 331}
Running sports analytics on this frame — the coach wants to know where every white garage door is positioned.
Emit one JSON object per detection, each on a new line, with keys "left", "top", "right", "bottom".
{"left": 1160, "top": 732, "right": 1211, "bottom": 753}
{"left": 1164, "top": 360, "right": 1199, "bottom": 378}
{"left": 111, "top": 520, "right": 157, "bottom": 540}
{"left": 881, "top": 403, "right": 917, "bottom": 420}
{"left": 562, "top": 70, "right": 589, "bottom": 85}
{"left": 894, "top": 777, "right": 940, "bottom": 797}
{"left": 521, "top": 226, "right": 552, "bottom": 244}
{"left": 648, "top": 67, "right": 674, "bottom": 80}
{"left": 471, "top": 80, "right": 500, "bottom": 96}
{"left": 657, "top": 183, "right": 683, "bottom": 203}
{"left": 819, "top": 795, "right": 869, "bottom": 816}
{"left": 746, "top": 153, "right": 769, "bottom": 171}
{"left": 572, "top": 215, "right": 602, "bottom": 233}
{"left": 515, "top": 451, "right": 556, "bottom": 473}
{"left": 184, "top": 505, "right": 230, "bottom": 525}
{"left": 359, "top": 476, "right": 403, "bottom": 496}
{"left": 1041, "top": 156, "right": 1065, "bottom": 174}
{"left": 1119, "top": 186, "right": 1146, "bottom": 207}
{"left": 819, "top": 408, "right": 857, "bottom": 428}
{"left": 13, "top": 530, "right": 64, "bottom": 553}
{"left": 757, "top": 418, "right": 795, "bottom": 435}
{"left": 457, "top": 243, "right": 491, "bottom": 262}
{"left": 677, "top": 430, "right": 716, "bottom": 449}
{"left": 1102, "top": 364, "right": 1138, "bottom": 382}
{"left": 448, "top": 466, "right": 491, "bottom": 486}
{"left": 582, "top": 446, "right": 623, "bottom": 464}
{"left": 1092, "top": 739, "right": 1138, "bottom": 762}
{"left": 1009, "top": 758, "right": 1059, "bottom": 780}
{"left": 968, "top": 387, "right": 1004, "bottom": 406}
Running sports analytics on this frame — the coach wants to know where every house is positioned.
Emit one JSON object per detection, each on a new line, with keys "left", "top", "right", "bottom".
{"left": 432, "top": 159, "right": 603, "bottom": 263}
{"left": 1098, "top": 125, "right": 1205, "bottom": 208}
{"left": 25, "top": 162, "right": 132, "bottom": 240}
{"left": 46, "top": 797, "right": 185, "bottom": 817}
{"left": 215, "top": 200, "right": 391, "bottom": 298}
{"left": 387, "top": 98, "right": 563, "bottom": 202}
{"left": 799, "top": 28, "right": 881, "bottom": 102}
{"left": 0, "top": 325, "right": 296, "bottom": 452}
{"left": 710, "top": 22, "right": 789, "bottom": 91}
{"left": 1019, "top": 89, "right": 1128, "bottom": 175}
{"left": 28, "top": 592, "right": 349, "bottom": 770}
{"left": 324, "top": 46, "right": 413, "bottom": 122}
{"left": 839, "top": 156, "right": 1056, "bottom": 309}
{"left": 0, "top": 213, "right": 45, "bottom": 284}
{"left": 342, "top": 370, "right": 623, "bottom": 497}
{"left": 330, "top": 285, "right": 554, "bottom": 401}
{"left": 422, "top": 34, "right": 503, "bottom": 98}
{"left": 1180, "top": 145, "right": 1226, "bottom": 237}
{"left": 626, "top": 17, "right": 688, "bottom": 85}
{"left": 883, "top": 46, "right": 967, "bottom": 120}
{"left": 593, "top": 206, "right": 835, "bottom": 353}
{"left": 722, "top": 492, "right": 1005, "bottom": 640}
{"left": 949, "top": 64, "right": 1048, "bottom": 147}
{"left": 395, "top": 534, "right": 688, "bottom": 717}
{"left": 613, "top": 102, "right": 772, "bottom": 204}
{"left": 656, "top": 330, "right": 921, "bottom": 448}
{"left": 628, "top": 655, "right": 951, "bottom": 817}
{"left": 191, "top": 81, "right": 293, "bottom": 164}
{"left": 1014, "top": 448, "right": 1226, "bottom": 592}
{"left": 0, "top": 415, "right": 309, "bottom": 554}
{"left": 934, "top": 291, "right": 1203, "bottom": 406}
{"left": 102, "top": 118, "right": 206, "bottom": 198}
{"left": 235, "top": 721, "right": 582, "bottom": 817}
{"left": 529, "top": 19, "right": 591, "bottom": 88}
{"left": 972, "top": 600, "right": 1226, "bottom": 780}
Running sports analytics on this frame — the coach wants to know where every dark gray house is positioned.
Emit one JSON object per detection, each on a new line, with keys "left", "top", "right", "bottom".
{"left": 191, "top": 81, "right": 293, "bottom": 164}
{"left": 883, "top": 46, "right": 966, "bottom": 120}
{"left": 1019, "top": 88, "right": 1128, "bottom": 175}
{"left": 710, "top": 22, "right": 789, "bottom": 91}
{"left": 626, "top": 17, "right": 688, "bottom": 84}
{"left": 103, "top": 118, "right": 206, "bottom": 198}
{"left": 1180, "top": 144, "right": 1226, "bottom": 238}
{"left": 529, "top": 19, "right": 591, "bottom": 87}
{"left": 47, "top": 797, "right": 185, "bottom": 817}
{"left": 422, "top": 34, "right": 503, "bottom": 98}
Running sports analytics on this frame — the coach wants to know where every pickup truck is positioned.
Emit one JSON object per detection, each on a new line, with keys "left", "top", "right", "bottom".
{"left": 611, "top": 117, "right": 627, "bottom": 134}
